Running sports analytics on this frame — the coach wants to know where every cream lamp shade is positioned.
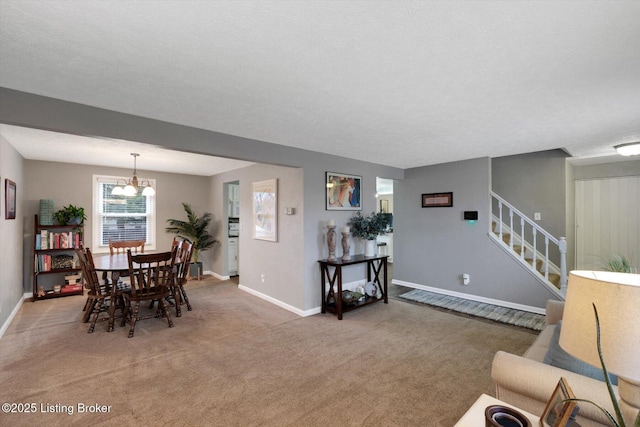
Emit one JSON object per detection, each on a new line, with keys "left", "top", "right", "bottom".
{"left": 559, "top": 270, "right": 640, "bottom": 383}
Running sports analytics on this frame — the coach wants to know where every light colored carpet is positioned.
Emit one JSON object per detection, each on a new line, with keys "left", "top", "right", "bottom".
{"left": 0, "top": 278, "right": 537, "bottom": 426}
{"left": 398, "top": 289, "right": 546, "bottom": 331}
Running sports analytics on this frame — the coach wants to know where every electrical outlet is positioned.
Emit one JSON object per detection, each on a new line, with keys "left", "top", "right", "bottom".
{"left": 260, "top": 274, "right": 265, "bottom": 283}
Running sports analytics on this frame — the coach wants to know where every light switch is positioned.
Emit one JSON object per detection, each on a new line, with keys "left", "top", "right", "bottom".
{"left": 534, "top": 212, "right": 541, "bottom": 221}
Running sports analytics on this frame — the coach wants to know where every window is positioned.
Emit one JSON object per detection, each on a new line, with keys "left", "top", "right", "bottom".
{"left": 92, "top": 175, "right": 156, "bottom": 252}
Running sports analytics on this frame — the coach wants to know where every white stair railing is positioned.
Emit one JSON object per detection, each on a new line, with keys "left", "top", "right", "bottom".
{"left": 491, "top": 192, "right": 567, "bottom": 295}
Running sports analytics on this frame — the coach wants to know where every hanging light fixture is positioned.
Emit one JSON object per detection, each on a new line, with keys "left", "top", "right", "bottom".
{"left": 111, "top": 153, "right": 156, "bottom": 197}
{"left": 614, "top": 141, "right": 640, "bottom": 156}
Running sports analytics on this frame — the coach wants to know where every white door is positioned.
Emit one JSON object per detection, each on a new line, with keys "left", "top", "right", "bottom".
{"left": 575, "top": 176, "right": 640, "bottom": 270}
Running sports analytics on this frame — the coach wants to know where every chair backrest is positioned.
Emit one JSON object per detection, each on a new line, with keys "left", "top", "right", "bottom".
{"left": 171, "top": 237, "right": 181, "bottom": 251}
{"left": 109, "top": 239, "right": 145, "bottom": 255}
{"left": 127, "top": 249, "right": 176, "bottom": 298}
{"left": 75, "top": 247, "right": 105, "bottom": 296}
{"left": 174, "top": 240, "right": 194, "bottom": 284}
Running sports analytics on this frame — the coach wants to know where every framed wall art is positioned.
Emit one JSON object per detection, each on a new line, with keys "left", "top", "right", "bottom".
{"left": 421, "top": 192, "right": 453, "bottom": 208}
{"left": 326, "top": 172, "right": 362, "bottom": 211}
{"left": 252, "top": 178, "right": 278, "bottom": 242}
{"left": 5, "top": 179, "right": 16, "bottom": 220}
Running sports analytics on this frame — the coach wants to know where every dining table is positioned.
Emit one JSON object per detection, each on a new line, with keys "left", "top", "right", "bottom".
{"left": 91, "top": 252, "right": 132, "bottom": 283}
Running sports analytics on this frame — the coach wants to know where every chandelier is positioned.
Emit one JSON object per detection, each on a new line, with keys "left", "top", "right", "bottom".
{"left": 111, "top": 153, "right": 155, "bottom": 197}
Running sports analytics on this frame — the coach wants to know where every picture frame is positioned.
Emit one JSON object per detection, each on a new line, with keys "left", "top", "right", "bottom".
{"left": 252, "top": 178, "right": 278, "bottom": 242}
{"left": 540, "top": 377, "right": 579, "bottom": 427}
{"left": 422, "top": 192, "right": 453, "bottom": 208}
{"left": 5, "top": 179, "right": 16, "bottom": 220}
{"left": 325, "top": 172, "right": 362, "bottom": 211}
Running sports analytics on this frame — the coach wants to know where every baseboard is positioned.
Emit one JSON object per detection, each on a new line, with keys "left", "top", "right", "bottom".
{"left": 0, "top": 293, "right": 28, "bottom": 340}
{"left": 206, "top": 270, "right": 229, "bottom": 281}
{"left": 391, "top": 279, "right": 546, "bottom": 315}
{"left": 238, "top": 285, "right": 321, "bottom": 317}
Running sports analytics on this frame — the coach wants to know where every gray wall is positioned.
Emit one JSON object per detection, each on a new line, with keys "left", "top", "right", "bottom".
{"left": 211, "top": 164, "right": 305, "bottom": 309}
{"left": 0, "top": 135, "right": 25, "bottom": 332}
{"left": 394, "top": 157, "right": 558, "bottom": 308}
{"left": 492, "top": 149, "right": 569, "bottom": 239}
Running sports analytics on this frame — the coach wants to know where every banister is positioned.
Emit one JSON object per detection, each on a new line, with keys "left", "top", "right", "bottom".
{"left": 491, "top": 191, "right": 567, "bottom": 297}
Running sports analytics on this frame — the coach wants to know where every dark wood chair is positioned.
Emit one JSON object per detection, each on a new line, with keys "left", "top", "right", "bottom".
{"left": 170, "top": 240, "right": 194, "bottom": 317}
{"left": 109, "top": 239, "right": 145, "bottom": 255}
{"left": 76, "top": 247, "right": 124, "bottom": 333}
{"left": 121, "top": 249, "right": 176, "bottom": 338}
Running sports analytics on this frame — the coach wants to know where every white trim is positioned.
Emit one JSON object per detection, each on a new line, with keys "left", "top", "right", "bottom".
{"left": 206, "top": 270, "right": 229, "bottom": 281}
{"left": 391, "top": 279, "right": 546, "bottom": 315}
{"left": 0, "top": 293, "right": 28, "bottom": 340}
{"left": 238, "top": 285, "right": 321, "bottom": 317}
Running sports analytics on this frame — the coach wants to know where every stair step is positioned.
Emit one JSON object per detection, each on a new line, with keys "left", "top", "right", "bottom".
{"left": 547, "top": 273, "right": 561, "bottom": 289}
{"left": 525, "top": 258, "right": 543, "bottom": 270}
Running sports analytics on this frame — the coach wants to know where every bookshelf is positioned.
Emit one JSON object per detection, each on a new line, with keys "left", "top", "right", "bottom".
{"left": 33, "top": 214, "right": 84, "bottom": 300}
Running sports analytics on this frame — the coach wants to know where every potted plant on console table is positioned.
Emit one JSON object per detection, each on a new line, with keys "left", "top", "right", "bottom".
{"left": 348, "top": 211, "right": 391, "bottom": 257}
{"left": 165, "top": 203, "right": 218, "bottom": 277}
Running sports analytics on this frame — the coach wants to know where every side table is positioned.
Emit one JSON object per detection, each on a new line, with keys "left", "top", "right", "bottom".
{"left": 455, "top": 393, "right": 539, "bottom": 426}
{"left": 318, "top": 254, "right": 388, "bottom": 320}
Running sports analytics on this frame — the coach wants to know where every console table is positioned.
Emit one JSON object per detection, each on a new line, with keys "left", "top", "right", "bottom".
{"left": 318, "top": 254, "right": 388, "bottom": 320}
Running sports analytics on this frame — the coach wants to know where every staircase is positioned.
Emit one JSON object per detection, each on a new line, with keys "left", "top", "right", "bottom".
{"left": 490, "top": 192, "right": 567, "bottom": 298}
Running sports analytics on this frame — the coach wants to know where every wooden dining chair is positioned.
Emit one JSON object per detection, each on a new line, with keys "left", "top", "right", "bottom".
{"left": 76, "top": 247, "right": 123, "bottom": 333}
{"left": 170, "top": 240, "right": 194, "bottom": 317}
{"left": 121, "top": 249, "right": 176, "bottom": 338}
{"left": 109, "top": 239, "right": 145, "bottom": 255}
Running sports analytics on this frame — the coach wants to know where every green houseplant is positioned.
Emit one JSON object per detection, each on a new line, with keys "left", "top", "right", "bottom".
{"left": 348, "top": 211, "right": 391, "bottom": 256}
{"left": 601, "top": 254, "right": 636, "bottom": 273}
{"left": 165, "top": 203, "right": 218, "bottom": 275}
{"left": 54, "top": 204, "right": 86, "bottom": 225}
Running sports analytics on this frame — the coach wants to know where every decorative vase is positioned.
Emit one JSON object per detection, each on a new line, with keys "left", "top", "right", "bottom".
{"left": 341, "top": 231, "right": 351, "bottom": 261}
{"left": 364, "top": 239, "right": 376, "bottom": 257}
{"left": 326, "top": 225, "right": 337, "bottom": 261}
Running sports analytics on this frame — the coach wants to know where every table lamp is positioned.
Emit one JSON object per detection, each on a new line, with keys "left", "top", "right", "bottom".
{"left": 559, "top": 270, "right": 640, "bottom": 426}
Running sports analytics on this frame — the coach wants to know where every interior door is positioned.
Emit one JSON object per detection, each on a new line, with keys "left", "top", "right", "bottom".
{"left": 575, "top": 176, "right": 640, "bottom": 270}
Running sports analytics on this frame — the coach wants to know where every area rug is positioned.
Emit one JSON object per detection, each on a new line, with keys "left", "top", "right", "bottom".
{"left": 398, "top": 289, "right": 546, "bottom": 331}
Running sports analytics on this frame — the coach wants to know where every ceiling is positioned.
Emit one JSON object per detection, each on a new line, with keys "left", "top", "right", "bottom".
{"left": 1, "top": 1, "right": 639, "bottom": 174}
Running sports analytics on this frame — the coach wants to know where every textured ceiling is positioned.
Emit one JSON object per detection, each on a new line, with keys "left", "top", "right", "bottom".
{"left": 1, "top": 0, "right": 640, "bottom": 171}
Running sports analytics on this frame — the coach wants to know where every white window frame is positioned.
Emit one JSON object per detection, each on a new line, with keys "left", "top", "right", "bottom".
{"left": 92, "top": 175, "right": 156, "bottom": 253}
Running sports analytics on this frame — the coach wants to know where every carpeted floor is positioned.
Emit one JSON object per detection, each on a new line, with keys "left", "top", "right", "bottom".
{"left": 0, "top": 277, "right": 537, "bottom": 426}
{"left": 398, "top": 289, "right": 546, "bottom": 331}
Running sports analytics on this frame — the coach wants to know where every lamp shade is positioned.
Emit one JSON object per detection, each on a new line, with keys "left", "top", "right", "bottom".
{"left": 559, "top": 271, "right": 640, "bottom": 382}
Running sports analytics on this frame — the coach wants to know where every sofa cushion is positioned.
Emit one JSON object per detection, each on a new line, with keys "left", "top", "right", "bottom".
{"left": 523, "top": 325, "right": 555, "bottom": 362}
{"left": 543, "top": 320, "right": 618, "bottom": 385}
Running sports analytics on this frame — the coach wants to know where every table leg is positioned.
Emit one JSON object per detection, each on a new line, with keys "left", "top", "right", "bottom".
{"left": 383, "top": 258, "right": 388, "bottom": 303}
{"left": 320, "top": 264, "right": 327, "bottom": 314}
{"left": 336, "top": 266, "right": 343, "bottom": 320}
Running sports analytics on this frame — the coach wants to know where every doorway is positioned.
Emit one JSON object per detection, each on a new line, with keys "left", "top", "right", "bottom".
{"left": 376, "top": 177, "right": 394, "bottom": 263}
{"left": 224, "top": 181, "right": 240, "bottom": 278}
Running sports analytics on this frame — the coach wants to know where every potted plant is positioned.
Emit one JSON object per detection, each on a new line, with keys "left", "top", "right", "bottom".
{"left": 54, "top": 204, "right": 87, "bottom": 225}
{"left": 165, "top": 203, "right": 218, "bottom": 276}
{"left": 348, "top": 211, "right": 391, "bottom": 256}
